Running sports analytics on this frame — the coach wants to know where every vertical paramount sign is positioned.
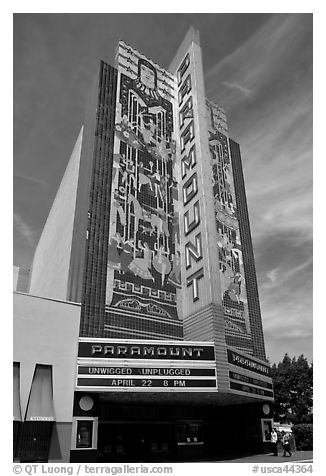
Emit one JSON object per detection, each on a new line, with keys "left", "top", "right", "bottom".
{"left": 172, "top": 34, "right": 222, "bottom": 318}
{"left": 178, "top": 53, "right": 204, "bottom": 302}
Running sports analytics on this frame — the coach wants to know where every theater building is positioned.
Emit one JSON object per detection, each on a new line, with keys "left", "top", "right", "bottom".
{"left": 14, "top": 27, "right": 274, "bottom": 463}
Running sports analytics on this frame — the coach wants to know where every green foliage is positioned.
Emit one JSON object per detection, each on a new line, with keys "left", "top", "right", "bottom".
{"left": 292, "top": 424, "right": 313, "bottom": 450}
{"left": 301, "top": 413, "right": 313, "bottom": 424}
{"left": 271, "top": 354, "right": 313, "bottom": 424}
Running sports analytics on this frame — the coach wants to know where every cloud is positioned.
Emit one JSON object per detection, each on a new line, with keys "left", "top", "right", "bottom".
{"left": 251, "top": 225, "right": 313, "bottom": 364}
{"left": 262, "top": 268, "right": 279, "bottom": 289}
{"left": 14, "top": 173, "right": 48, "bottom": 190}
{"left": 262, "top": 255, "right": 313, "bottom": 291}
{"left": 13, "top": 213, "right": 36, "bottom": 246}
{"left": 222, "top": 81, "right": 254, "bottom": 98}
{"left": 255, "top": 230, "right": 313, "bottom": 298}
{"left": 238, "top": 83, "right": 312, "bottom": 246}
{"left": 262, "top": 289, "right": 313, "bottom": 364}
{"left": 205, "top": 14, "right": 311, "bottom": 110}
{"left": 263, "top": 300, "right": 312, "bottom": 344}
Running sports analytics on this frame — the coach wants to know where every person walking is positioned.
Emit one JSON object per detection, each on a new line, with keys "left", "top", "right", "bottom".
{"left": 270, "top": 428, "right": 278, "bottom": 456}
{"left": 282, "top": 432, "right": 292, "bottom": 457}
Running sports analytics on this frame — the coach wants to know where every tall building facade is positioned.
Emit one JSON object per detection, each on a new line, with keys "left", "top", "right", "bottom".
{"left": 23, "top": 27, "right": 274, "bottom": 463}
{"left": 30, "top": 28, "right": 266, "bottom": 358}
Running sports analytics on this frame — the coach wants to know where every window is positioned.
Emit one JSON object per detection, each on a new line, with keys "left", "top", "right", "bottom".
{"left": 72, "top": 417, "right": 98, "bottom": 450}
{"left": 76, "top": 420, "right": 93, "bottom": 448}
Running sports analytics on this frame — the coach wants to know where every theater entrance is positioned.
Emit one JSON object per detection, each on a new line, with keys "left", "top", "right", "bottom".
{"left": 97, "top": 421, "right": 175, "bottom": 462}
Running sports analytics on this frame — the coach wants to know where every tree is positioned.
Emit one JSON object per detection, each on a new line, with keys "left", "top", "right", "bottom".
{"left": 270, "top": 354, "right": 313, "bottom": 424}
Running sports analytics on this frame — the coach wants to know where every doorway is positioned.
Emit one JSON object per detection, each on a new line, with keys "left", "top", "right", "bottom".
{"left": 97, "top": 421, "right": 174, "bottom": 462}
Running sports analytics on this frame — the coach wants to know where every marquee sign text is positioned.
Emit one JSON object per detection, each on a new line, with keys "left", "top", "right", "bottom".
{"left": 227, "top": 349, "right": 271, "bottom": 377}
{"left": 76, "top": 339, "right": 217, "bottom": 392}
{"left": 78, "top": 341, "right": 215, "bottom": 361}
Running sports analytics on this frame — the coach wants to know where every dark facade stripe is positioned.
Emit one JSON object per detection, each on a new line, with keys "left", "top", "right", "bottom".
{"left": 79, "top": 62, "right": 118, "bottom": 337}
{"left": 229, "top": 139, "right": 267, "bottom": 361}
{"left": 67, "top": 71, "right": 102, "bottom": 303}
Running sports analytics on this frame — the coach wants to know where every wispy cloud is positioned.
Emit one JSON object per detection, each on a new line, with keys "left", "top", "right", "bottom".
{"left": 262, "top": 268, "right": 279, "bottom": 290}
{"left": 244, "top": 107, "right": 312, "bottom": 245}
{"left": 263, "top": 296, "right": 312, "bottom": 341}
{"left": 261, "top": 281, "right": 313, "bottom": 363}
{"left": 254, "top": 225, "right": 313, "bottom": 363}
{"left": 13, "top": 213, "right": 36, "bottom": 246}
{"left": 261, "top": 255, "right": 312, "bottom": 290}
{"left": 222, "top": 81, "right": 253, "bottom": 98}
{"left": 205, "top": 14, "right": 311, "bottom": 110}
{"left": 14, "top": 173, "right": 48, "bottom": 190}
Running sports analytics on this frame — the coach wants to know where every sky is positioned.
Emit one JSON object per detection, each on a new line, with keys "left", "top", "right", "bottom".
{"left": 13, "top": 13, "right": 313, "bottom": 366}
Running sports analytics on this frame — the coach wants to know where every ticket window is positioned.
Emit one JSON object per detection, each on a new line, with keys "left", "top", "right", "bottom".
{"left": 176, "top": 421, "right": 203, "bottom": 445}
{"left": 72, "top": 417, "right": 98, "bottom": 450}
{"left": 261, "top": 419, "right": 274, "bottom": 442}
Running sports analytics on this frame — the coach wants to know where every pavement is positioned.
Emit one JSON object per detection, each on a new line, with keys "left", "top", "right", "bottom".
{"left": 215, "top": 451, "right": 313, "bottom": 463}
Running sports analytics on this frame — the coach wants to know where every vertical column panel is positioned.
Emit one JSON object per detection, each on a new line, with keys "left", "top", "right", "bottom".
{"left": 229, "top": 139, "right": 267, "bottom": 361}
{"left": 79, "top": 63, "right": 118, "bottom": 337}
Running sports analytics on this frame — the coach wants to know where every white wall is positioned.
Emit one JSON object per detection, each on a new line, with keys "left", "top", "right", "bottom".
{"left": 13, "top": 292, "right": 80, "bottom": 422}
{"left": 29, "top": 128, "right": 83, "bottom": 301}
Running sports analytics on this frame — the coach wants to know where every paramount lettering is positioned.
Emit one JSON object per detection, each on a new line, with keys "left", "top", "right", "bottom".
{"left": 232, "top": 355, "right": 269, "bottom": 374}
{"left": 143, "top": 347, "right": 155, "bottom": 356}
{"left": 227, "top": 350, "right": 271, "bottom": 375}
{"left": 178, "top": 50, "right": 205, "bottom": 303}
{"left": 89, "top": 344, "right": 205, "bottom": 359}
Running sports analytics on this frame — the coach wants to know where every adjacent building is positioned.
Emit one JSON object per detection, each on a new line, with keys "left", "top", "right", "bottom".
{"left": 13, "top": 266, "right": 30, "bottom": 293}
{"left": 14, "top": 27, "right": 274, "bottom": 463}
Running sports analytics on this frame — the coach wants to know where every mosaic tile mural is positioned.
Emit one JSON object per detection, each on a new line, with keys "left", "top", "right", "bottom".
{"left": 206, "top": 101, "right": 253, "bottom": 352}
{"left": 105, "top": 42, "right": 181, "bottom": 327}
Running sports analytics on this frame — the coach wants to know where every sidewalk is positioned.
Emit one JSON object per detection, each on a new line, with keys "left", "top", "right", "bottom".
{"left": 216, "top": 451, "right": 313, "bottom": 463}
